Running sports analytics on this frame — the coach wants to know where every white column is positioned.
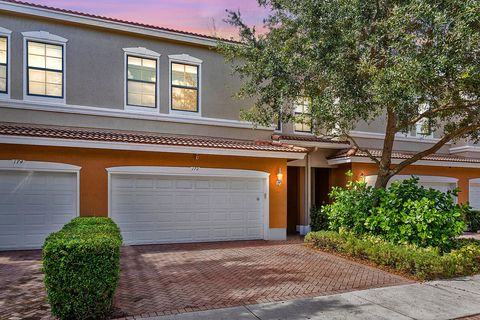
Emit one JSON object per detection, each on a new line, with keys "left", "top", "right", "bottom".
{"left": 300, "top": 153, "right": 312, "bottom": 235}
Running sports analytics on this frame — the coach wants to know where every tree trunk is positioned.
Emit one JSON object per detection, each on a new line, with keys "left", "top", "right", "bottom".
{"left": 374, "top": 167, "right": 391, "bottom": 189}
{"left": 374, "top": 108, "right": 396, "bottom": 189}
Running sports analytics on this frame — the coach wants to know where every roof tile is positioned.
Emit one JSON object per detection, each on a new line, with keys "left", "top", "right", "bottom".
{"left": 0, "top": 122, "right": 307, "bottom": 153}
{"left": 330, "top": 147, "right": 480, "bottom": 164}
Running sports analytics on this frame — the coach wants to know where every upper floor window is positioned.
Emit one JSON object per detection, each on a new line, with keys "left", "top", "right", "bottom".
{"left": 123, "top": 47, "right": 160, "bottom": 112}
{"left": 399, "top": 104, "right": 434, "bottom": 139}
{"left": 171, "top": 63, "right": 199, "bottom": 112}
{"left": 27, "top": 41, "right": 63, "bottom": 98}
{"left": 22, "top": 31, "right": 68, "bottom": 103}
{"left": 126, "top": 56, "right": 157, "bottom": 108}
{"left": 294, "top": 97, "right": 312, "bottom": 133}
{"left": 275, "top": 118, "right": 282, "bottom": 131}
{"left": 0, "top": 27, "right": 11, "bottom": 97}
{"left": 169, "top": 54, "right": 202, "bottom": 114}
{"left": 0, "top": 36, "right": 7, "bottom": 93}
{"left": 406, "top": 119, "right": 434, "bottom": 139}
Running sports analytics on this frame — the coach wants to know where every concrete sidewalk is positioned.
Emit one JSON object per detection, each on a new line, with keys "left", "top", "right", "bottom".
{"left": 146, "top": 275, "right": 480, "bottom": 320}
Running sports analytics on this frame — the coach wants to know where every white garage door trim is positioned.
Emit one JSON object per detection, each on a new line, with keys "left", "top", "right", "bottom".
{"left": 365, "top": 174, "right": 458, "bottom": 187}
{"left": 468, "top": 178, "right": 480, "bottom": 210}
{"left": 106, "top": 166, "right": 271, "bottom": 241}
{"left": 0, "top": 160, "right": 81, "bottom": 216}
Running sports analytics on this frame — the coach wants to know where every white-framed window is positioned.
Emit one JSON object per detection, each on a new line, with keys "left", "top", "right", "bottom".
{"left": 22, "top": 31, "right": 67, "bottom": 103}
{"left": 123, "top": 47, "right": 160, "bottom": 112}
{"left": 0, "top": 27, "right": 11, "bottom": 98}
{"left": 169, "top": 54, "right": 202, "bottom": 115}
{"left": 399, "top": 104, "right": 434, "bottom": 139}
{"left": 275, "top": 117, "right": 282, "bottom": 132}
{"left": 294, "top": 97, "right": 312, "bottom": 133}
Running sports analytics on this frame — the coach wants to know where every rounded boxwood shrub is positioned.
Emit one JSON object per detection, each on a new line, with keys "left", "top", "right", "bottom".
{"left": 43, "top": 217, "right": 122, "bottom": 320}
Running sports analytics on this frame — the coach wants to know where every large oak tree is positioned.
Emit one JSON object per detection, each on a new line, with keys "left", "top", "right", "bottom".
{"left": 220, "top": 0, "right": 480, "bottom": 188}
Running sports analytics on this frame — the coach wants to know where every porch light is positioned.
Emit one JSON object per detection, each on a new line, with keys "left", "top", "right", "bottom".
{"left": 359, "top": 172, "right": 365, "bottom": 182}
{"left": 276, "top": 168, "right": 283, "bottom": 186}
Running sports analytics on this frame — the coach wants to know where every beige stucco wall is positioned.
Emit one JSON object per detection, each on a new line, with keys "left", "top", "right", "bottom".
{"left": 1, "top": 12, "right": 249, "bottom": 121}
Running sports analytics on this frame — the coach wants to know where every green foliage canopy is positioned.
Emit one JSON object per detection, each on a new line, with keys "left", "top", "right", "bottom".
{"left": 220, "top": 0, "right": 480, "bottom": 186}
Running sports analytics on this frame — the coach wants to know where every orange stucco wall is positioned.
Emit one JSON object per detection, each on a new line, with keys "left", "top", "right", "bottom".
{"left": 336, "top": 162, "right": 480, "bottom": 204}
{"left": 0, "top": 144, "right": 288, "bottom": 228}
{"left": 329, "top": 163, "right": 352, "bottom": 191}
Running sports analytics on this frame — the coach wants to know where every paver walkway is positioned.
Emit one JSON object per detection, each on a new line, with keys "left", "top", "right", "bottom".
{"left": 0, "top": 240, "right": 410, "bottom": 319}
{"left": 145, "top": 275, "right": 480, "bottom": 320}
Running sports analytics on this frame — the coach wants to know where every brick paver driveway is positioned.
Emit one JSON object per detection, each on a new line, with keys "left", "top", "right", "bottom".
{"left": 114, "top": 240, "right": 411, "bottom": 318}
{"left": 0, "top": 239, "right": 412, "bottom": 319}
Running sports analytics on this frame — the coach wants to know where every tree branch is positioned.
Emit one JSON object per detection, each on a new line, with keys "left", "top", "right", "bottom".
{"left": 390, "top": 124, "right": 480, "bottom": 177}
{"left": 395, "top": 102, "right": 478, "bottom": 134}
{"left": 344, "top": 132, "right": 381, "bottom": 165}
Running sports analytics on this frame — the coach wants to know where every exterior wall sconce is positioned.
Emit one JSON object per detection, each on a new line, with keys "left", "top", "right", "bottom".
{"left": 276, "top": 168, "right": 283, "bottom": 186}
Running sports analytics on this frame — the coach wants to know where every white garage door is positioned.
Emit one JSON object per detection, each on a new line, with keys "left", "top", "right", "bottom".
{"left": 419, "top": 182, "right": 456, "bottom": 193}
{"left": 469, "top": 182, "right": 480, "bottom": 210}
{"left": 110, "top": 173, "right": 266, "bottom": 245}
{"left": 0, "top": 170, "right": 78, "bottom": 250}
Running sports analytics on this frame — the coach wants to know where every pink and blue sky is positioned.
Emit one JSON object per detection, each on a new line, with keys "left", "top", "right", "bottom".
{"left": 28, "top": 0, "right": 268, "bottom": 38}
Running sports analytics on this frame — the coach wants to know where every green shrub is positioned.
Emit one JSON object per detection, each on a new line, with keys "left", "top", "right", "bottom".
{"left": 43, "top": 217, "right": 123, "bottom": 320}
{"left": 322, "top": 174, "right": 380, "bottom": 234}
{"left": 310, "top": 206, "right": 330, "bottom": 231}
{"left": 322, "top": 176, "right": 467, "bottom": 250}
{"left": 366, "top": 179, "right": 467, "bottom": 250}
{"left": 305, "top": 231, "right": 480, "bottom": 280}
{"left": 465, "top": 210, "right": 480, "bottom": 232}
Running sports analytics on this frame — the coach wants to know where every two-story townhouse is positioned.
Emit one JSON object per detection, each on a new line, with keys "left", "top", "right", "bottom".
{"left": 0, "top": 0, "right": 479, "bottom": 251}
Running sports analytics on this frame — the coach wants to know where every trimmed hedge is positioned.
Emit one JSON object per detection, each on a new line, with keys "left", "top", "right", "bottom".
{"left": 305, "top": 231, "right": 480, "bottom": 280}
{"left": 43, "top": 217, "right": 122, "bottom": 320}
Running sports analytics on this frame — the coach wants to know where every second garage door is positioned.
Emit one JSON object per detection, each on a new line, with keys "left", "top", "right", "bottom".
{"left": 110, "top": 172, "right": 266, "bottom": 245}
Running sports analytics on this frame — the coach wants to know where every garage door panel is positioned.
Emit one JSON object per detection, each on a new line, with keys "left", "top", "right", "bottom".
{"left": 24, "top": 214, "right": 48, "bottom": 225}
{"left": 111, "top": 173, "right": 265, "bottom": 245}
{"left": 175, "top": 180, "right": 193, "bottom": 189}
{"left": 50, "top": 214, "right": 73, "bottom": 225}
{"left": 157, "top": 213, "right": 175, "bottom": 223}
{"left": 53, "top": 194, "right": 75, "bottom": 205}
{"left": 193, "top": 229, "right": 211, "bottom": 239}
{"left": 194, "top": 180, "right": 210, "bottom": 189}
{"left": 212, "top": 180, "right": 229, "bottom": 189}
{"left": 230, "top": 180, "right": 246, "bottom": 190}
{"left": 135, "top": 178, "right": 155, "bottom": 188}
{"left": 247, "top": 180, "right": 263, "bottom": 190}
{"left": 0, "top": 213, "right": 18, "bottom": 225}
{"left": 247, "top": 228, "right": 262, "bottom": 237}
{"left": 195, "top": 212, "right": 211, "bottom": 222}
